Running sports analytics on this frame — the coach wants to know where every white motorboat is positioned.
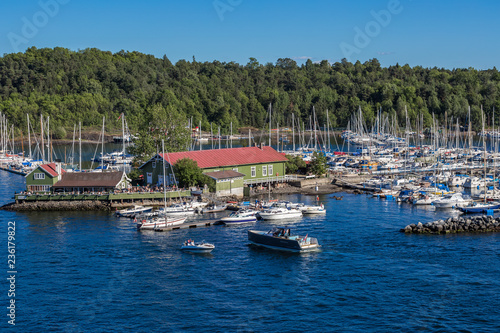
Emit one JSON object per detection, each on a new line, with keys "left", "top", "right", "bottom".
{"left": 411, "top": 193, "right": 440, "bottom": 205}
{"left": 432, "top": 193, "right": 472, "bottom": 208}
{"left": 136, "top": 215, "right": 187, "bottom": 230}
{"left": 181, "top": 240, "right": 215, "bottom": 253}
{"left": 159, "top": 204, "right": 196, "bottom": 216}
{"left": 116, "top": 205, "right": 153, "bottom": 217}
{"left": 257, "top": 207, "right": 303, "bottom": 220}
{"left": 220, "top": 209, "right": 258, "bottom": 224}
{"left": 299, "top": 203, "right": 326, "bottom": 214}
{"left": 202, "top": 204, "right": 227, "bottom": 213}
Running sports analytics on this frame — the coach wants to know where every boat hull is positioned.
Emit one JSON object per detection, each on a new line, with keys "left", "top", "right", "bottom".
{"left": 257, "top": 211, "right": 302, "bottom": 220}
{"left": 220, "top": 216, "right": 257, "bottom": 223}
{"left": 181, "top": 245, "right": 214, "bottom": 253}
{"left": 247, "top": 230, "right": 319, "bottom": 252}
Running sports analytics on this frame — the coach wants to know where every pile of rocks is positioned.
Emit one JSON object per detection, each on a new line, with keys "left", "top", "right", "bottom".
{"left": 401, "top": 215, "right": 500, "bottom": 234}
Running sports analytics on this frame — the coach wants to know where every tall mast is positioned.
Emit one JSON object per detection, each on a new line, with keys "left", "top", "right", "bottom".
{"left": 199, "top": 120, "right": 202, "bottom": 151}
{"left": 292, "top": 113, "right": 295, "bottom": 152}
{"left": 27, "top": 114, "right": 32, "bottom": 159}
{"left": 101, "top": 116, "right": 105, "bottom": 172}
{"left": 268, "top": 103, "right": 272, "bottom": 147}
{"left": 122, "top": 113, "right": 125, "bottom": 156}
{"left": 41, "top": 114, "right": 45, "bottom": 163}
{"left": 162, "top": 139, "right": 167, "bottom": 212}
{"left": 79, "top": 122, "right": 82, "bottom": 171}
{"left": 230, "top": 121, "right": 233, "bottom": 149}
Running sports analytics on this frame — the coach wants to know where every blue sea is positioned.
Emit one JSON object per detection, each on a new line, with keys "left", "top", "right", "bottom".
{"left": 1, "top": 169, "right": 500, "bottom": 332}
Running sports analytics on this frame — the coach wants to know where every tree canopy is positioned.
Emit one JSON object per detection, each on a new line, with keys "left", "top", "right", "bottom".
{"left": 1, "top": 47, "right": 499, "bottom": 136}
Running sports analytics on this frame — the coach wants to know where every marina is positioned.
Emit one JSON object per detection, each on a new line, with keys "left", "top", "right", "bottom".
{"left": 2, "top": 165, "right": 500, "bottom": 332}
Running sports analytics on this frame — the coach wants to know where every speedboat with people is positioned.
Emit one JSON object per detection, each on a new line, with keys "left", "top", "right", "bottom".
{"left": 115, "top": 205, "right": 153, "bottom": 218}
{"left": 181, "top": 240, "right": 215, "bottom": 253}
{"left": 220, "top": 209, "right": 258, "bottom": 224}
{"left": 299, "top": 203, "right": 326, "bottom": 214}
{"left": 247, "top": 227, "right": 321, "bottom": 252}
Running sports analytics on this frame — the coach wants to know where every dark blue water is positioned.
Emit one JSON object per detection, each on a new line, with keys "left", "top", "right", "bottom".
{"left": 1, "top": 170, "right": 500, "bottom": 332}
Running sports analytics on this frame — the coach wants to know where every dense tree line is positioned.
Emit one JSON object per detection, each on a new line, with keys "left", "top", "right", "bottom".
{"left": 1, "top": 47, "right": 499, "bottom": 139}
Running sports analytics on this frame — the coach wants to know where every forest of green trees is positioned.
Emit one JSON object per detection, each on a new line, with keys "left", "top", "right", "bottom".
{"left": 1, "top": 47, "right": 499, "bottom": 139}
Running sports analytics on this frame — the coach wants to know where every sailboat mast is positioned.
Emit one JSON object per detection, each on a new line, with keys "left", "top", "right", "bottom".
{"left": 41, "top": 114, "right": 45, "bottom": 163}
{"left": 122, "top": 113, "right": 125, "bottom": 156}
{"left": 268, "top": 103, "right": 272, "bottom": 147}
{"left": 162, "top": 139, "right": 167, "bottom": 211}
{"left": 101, "top": 116, "right": 105, "bottom": 172}
{"left": 79, "top": 122, "right": 82, "bottom": 171}
{"left": 292, "top": 113, "right": 295, "bottom": 152}
{"left": 27, "top": 114, "right": 31, "bottom": 159}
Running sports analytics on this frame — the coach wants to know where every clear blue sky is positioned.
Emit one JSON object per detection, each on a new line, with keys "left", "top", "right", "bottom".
{"left": 0, "top": 0, "right": 498, "bottom": 69}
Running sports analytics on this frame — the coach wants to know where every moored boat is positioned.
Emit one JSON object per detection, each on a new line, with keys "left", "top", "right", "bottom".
{"left": 116, "top": 205, "right": 153, "bottom": 217}
{"left": 136, "top": 216, "right": 187, "bottom": 230}
{"left": 220, "top": 209, "right": 258, "bottom": 224}
{"left": 257, "top": 206, "right": 303, "bottom": 220}
{"left": 456, "top": 201, "right": 500, "bottom": 214}
{"left": 248, "top": 228, "right": 320, "bottom": 252}
{"left": 432, "top": 193, "right": 472, "bottom": 208}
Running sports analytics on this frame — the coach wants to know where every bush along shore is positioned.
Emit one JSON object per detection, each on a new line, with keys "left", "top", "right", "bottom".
{"left": 401, "top": 215, "right": 500, "bottom": 234}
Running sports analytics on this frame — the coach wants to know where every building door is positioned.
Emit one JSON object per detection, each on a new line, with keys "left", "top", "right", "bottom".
{"left": 158, "top": 175, "right": 163, "bottom": 186}
{"left": 147, "top": 172, "right": 152, "bottom": 184}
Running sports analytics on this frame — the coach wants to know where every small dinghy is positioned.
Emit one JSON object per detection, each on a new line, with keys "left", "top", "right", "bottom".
{"left": 181, "top": 240, "right": 215, "bottom": 253}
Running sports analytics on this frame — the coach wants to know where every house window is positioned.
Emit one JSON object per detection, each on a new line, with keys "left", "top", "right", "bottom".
{"left": 251, "top": 167, "right": 256, "bottom": 177}
{"left": 262, "top": 165, "right": 267, "bottom": 177}
{"left": 269, "top": 165, "right": 273, "bottom": 176}
{"left": 34, "top": 173, "right": 45, "bottom": 180}
{"left": 152, "top": 161, "right": 156, "bottom": 168}
{"left": 169, "top": 174, "right": 175, "bottom": 185}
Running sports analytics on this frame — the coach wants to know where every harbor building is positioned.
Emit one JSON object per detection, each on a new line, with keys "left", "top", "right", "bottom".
{"left": 25, "top": 163, "right": 65, "bottom": 192}
{"left": 139, "top": 146, "right": 289, "bottom": 191}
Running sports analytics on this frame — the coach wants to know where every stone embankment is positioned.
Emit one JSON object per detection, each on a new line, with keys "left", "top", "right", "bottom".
{"left": 401, "top": 215, "right": 500, "bottom": 234}
{"left": 2, "top": 200, "right": 111, "bottom": 211}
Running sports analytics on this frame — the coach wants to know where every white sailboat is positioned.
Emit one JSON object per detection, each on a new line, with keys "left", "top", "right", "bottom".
{"left": 137, "top": 140, "right": 186, "bottom": 230}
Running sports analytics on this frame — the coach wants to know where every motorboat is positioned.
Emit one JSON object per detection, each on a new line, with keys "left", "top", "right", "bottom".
{"left": 181, "top": 240, "right": 215, "bottom": 253}
{"left": 248, "top": 228, "right": 321, "bottom": 252}
{"left": 202, "top": 203, "right": 227, "bottom": 213}
{"left": 159, "top": 204, "right": 196, "bottom": 216}
{"left": 257, "top": 206, "right": 303, "bottom": 220}
{"left": 220, "top": 209, "right": 258, "bottom": 224}
{"left": 299, "top": 203, "right": 326, "bottom": 214}
{"left": 136, "top": 216, "right": 186, "bottom": 230}
{"left": 432, "top": 193, "right": 472, "bottom": 208}
{"left": 115, "top": 205, "right": 153, "bottom": 217}
{"left": 456, "top": 201, "right": 500, "bottom": 214}
{"left": 411, "top": 193, "right": 440, "bottom": 205}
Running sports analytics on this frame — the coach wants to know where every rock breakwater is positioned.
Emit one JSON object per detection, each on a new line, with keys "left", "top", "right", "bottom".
{"left": 2, "top": 200, "right": 111, "bottom": 211}
{"left": 401, "top": 215, "right": 500, "bottom": 234}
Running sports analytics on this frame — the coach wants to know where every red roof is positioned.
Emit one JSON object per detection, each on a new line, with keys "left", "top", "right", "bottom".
{"left": 39, "top": 163, "right": 65, "bottom": 177}
{"left": 159, "top": 146, "right": 288, "bottom": 169}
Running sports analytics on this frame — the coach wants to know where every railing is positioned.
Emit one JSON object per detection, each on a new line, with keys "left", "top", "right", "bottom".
{"left": 244, "top": 175, "right": 298, "bottom": 185}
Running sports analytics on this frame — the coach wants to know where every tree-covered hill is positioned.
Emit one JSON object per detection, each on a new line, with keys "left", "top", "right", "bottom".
{"left": 1, "top": 47, "right": 499, "bottom": 136}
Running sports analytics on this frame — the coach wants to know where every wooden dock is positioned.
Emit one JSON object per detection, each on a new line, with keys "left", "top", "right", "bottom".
{"left": 153, "top": 219, "right": 221, "bottom": 232}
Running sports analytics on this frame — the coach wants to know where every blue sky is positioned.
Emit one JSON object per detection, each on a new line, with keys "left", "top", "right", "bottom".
{"left": 0, "top": 0, "right": 498, "bottom": 69}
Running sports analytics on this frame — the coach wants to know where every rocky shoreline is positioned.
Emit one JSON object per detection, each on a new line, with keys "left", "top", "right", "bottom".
{"left": 2, "top": 200, "right": 112, "bottom": 212}
{"left": 401, "top": 215, "right": 500, "bottom": 234}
